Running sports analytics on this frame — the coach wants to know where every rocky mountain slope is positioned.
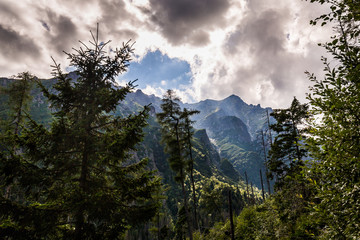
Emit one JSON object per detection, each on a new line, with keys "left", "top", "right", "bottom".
{"left": 1, "top": 77, "right": 273, "bottom": 188}
{"left": 124, "top": 90, "right": 273, "bottom": 187}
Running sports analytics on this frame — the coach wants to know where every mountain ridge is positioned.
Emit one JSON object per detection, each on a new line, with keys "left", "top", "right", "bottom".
{"left": 122, "top": 89, "right": 272, "bottom": 187}
{"left": 0, "top": 77, "right": 272, "bottom": 188}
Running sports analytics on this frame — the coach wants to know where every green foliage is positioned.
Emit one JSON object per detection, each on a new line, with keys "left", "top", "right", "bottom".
{"left": 197, "top": 177, "right": 245, "bottom": 232}
{"left": 204, "top": 1, "right": 360, "bottom": 237}
{"left": 157, "top": 90, "right": 185, "bottom": 183}
{"left": 0, "top": 72, "right": 35, "bottom": 135}
{"left": 219, "top": 159, "right": 240, "bottom": 182}
{"left": 268, "top": 97, "right": 309, "bottom": 185}
{"left": 205, "top": 200, "right": 279, "bottom": 240}
{"left": 0, "top": 31, "right": 161, "bottom": 239}
{"left": 220, "top": 141, "right": 263, "bottom": 185}
{"left": 205, "top": 196, "right": 322, "bottom": 240}
{"left": 305, "top": 0, "right": 360, "bottom": 238}
{"left": 157, "top": 89, "right": 198, "bottom": 239}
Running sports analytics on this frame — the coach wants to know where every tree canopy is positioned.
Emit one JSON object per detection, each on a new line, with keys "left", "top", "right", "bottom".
{"left": 305, "top": 0, "right": 360, "bottom": 237}
{"left": 267, "top": 97, "right": 309, "bottom": 184}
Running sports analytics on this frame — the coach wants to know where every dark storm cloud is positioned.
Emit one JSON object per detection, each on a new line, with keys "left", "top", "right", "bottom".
{"left": 201, "top": 3, "right": 329, "bottom": 107}
{"left": 0, "top": 25, "right": 40, "bottom": 60}
{"left": 112, "top": 29, "right": 138, "bottom": 42}
{"left": 97, "top": 0, "right": 144, "bottom": 39}
{"left": 44, "top": 11, "right": 78, "bottom": 53}
{"left": 226, "top": 9, "right": 287, "bottom": 58}
{"left": 146, "top": 0, "right": 230, "bottom": 45}
{"left": 99, "top": 0, "right": 132, "bottom": 28}
{"left": 188, "top": 30, "right": 210, "bottom": 46}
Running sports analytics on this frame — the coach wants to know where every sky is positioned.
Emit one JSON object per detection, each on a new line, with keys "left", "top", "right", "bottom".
{"left": 0, "top": 0, "right": 333, "bottom": 108}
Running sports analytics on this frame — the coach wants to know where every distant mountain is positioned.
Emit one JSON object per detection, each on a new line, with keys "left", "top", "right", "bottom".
{"left": 184, "top": 95, "right": 273, "bottom": 187}
{"left": 121, "top": 90, "right": 273, "bottom": 187}
{"left": 0, "top": 76, "right": 273, "bottom": 189}
{"left": 186, "top": 94, "right": 271, "bottom": 140}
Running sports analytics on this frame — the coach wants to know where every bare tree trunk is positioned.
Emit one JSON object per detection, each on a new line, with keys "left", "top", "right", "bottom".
{"left": 187, "top": 130, "right": 199, "bottom": 230}
{"left": 228, "top": 190, "right": 235, "bottom": 240}
{"left": 245, "top": 171, "right": 250, "bottom": 204}
{"left": 175, "top": 121, "right": 193, "bottom": 240}
{"left": 251, "top": 182, "right": 255, "bottom": 204}
{"left": 260, "top": 169, "right": 265, "bottom": 201}
{"left": 189, "top": 165, "right": 199, "bottom": 230}
{"left": 157, "top": 212, "right": 160, "bottom": 240}
{"left": 261, "top": 130, "right": 271, "bottom": 195}
{"left": 266, "top": 109, "right": 273, "bottom": 144}
{"left": 181, "top": 176, "right": 193, "bottom": 240}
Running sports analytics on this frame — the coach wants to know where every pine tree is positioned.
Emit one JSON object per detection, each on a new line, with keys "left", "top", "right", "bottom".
{"left": 0, "top": 29, "right": 160, "bottom": 239}
{"left": 260, "top": 130, "right": 271, "bottom": 195}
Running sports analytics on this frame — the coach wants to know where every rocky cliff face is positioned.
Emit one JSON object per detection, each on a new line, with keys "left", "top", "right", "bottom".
{"left": 126, "top": 91, "right": 272, "bottom": 188}
{"left": 182, "top": 94, "right": 272, "bottom": 187}
{"left": 199, "top": 111, "right": 251, "bottom": 144}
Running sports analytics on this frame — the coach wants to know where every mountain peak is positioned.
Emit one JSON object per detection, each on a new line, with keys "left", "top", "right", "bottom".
{"left": 228, "top": 94, "right": 239, "bottom": 98}
{"left": 135, "top": 89, "right": 144, "bottom": 95}
{"left": 224, "top": 94, "right": 244, "bottom": 102}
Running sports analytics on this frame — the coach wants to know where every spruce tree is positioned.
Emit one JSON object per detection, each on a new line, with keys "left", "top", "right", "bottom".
{"left": 181, "top": 108, "right": 200, "bottom": 230}
{"left": 0, "top": 30, "right": 160, "bottom": 239}
{"left": 156, "top": 90, "right": 193, "bottom": 240}
{"left": 0, "top": 72, "right": 35, "bottom": 203}
{"left": 267, "top": 97, "right": 309, "bottom": 184}
{"left": 0, "top": 72, "right": 35, "bottom": 136}
{"left": 267, "top": 97, "right": 311, "bottom": 236}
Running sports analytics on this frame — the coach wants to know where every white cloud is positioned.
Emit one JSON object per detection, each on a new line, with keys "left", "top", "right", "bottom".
{"left": 0, "top": 0, "right": 333, "bottom": 109}
{"left": 142, "top": 85, "right": 165, "bottom": 97}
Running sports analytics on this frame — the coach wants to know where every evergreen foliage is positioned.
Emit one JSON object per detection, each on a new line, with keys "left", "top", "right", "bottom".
{"left": 204, "top": 0, "right": 360, "bottom": 238}
{"left": 197, "top": 177, "right": 245, "bottom": 232}
{"left": 267, "top": 97, "right": 309, "bottom": 184}
{"left": 156, "top": 90, "right": 199, "bottom": 240}
{"left": 0, "top": 72, "right": 35, "bottom": 135}
{"left": 181, "top": 108, "right": 200, "bottom": 230}
{"left": 0, "top": 31, "right": 160, "bottom": 239}
{"left": 1, "top": 0, "right": 359, "bottom": 238}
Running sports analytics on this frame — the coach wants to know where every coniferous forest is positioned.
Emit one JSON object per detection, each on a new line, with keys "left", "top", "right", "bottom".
{"left": 0, "top": 0, "right": 360, "bottom": 239}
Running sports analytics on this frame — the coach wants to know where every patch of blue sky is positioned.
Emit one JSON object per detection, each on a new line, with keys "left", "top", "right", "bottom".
{"left": 117, "top": 50, "right": 192, "bottom": 91}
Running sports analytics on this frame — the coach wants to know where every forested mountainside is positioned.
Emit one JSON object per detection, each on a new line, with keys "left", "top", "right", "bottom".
{"left": 1, "top": 0, "right": 359, "bottom": 239}
{"left": 0, "top": 77, "right": 273, "bottom": 189}
{"left": 0, "top": 75, "right": 265, "bottom": 238}
{"left": 123, "top": 89, "right": 274, "bottom": 188}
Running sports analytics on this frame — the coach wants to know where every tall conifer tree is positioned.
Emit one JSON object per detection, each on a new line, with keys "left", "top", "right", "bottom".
{"left": 181, "top": 108, "right": 200, "bottom": 230}
{"left": 156, "top": 90, "right": 193, "bottom": 240}
{"left": 267, "top": 97, "right": 309, "bottom": 184}
{"left": 1, "top": 72, "right": 35, "bottom": 136}
{"left": 0, "top": 29, "right": 160, "bottom": 239}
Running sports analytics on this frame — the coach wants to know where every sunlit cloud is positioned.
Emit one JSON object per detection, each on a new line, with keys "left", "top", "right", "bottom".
{"left": 0, "top": 0, "right": 333, "bottom": 108}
